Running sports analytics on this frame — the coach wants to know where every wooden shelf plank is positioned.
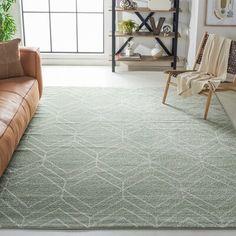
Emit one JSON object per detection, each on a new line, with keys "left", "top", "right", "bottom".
{"left": 109, "top": 7, "right": 181, "bottom": 13}
{"left": 110, "top": 32, "right": 181, "bottom": 38}
{"left": 116, "top": 55, "right": 177, "bottom": 63}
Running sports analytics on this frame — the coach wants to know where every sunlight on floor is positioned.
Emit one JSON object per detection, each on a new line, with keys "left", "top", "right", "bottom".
{"left": 42, "top": 66, "right": 165, "bottom": 88}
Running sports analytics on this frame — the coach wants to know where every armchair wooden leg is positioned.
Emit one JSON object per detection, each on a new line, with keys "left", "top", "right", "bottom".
{"left": 204, "top": 87, "right": 213, "bottom": 120}
{"left": 162, "top": 74, "right": 172, "bottom": 104}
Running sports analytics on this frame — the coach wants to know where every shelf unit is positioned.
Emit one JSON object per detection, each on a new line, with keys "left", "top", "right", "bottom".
{"left": 111, "top": 32, "right": 180, "bottom": 38}
{"left": 111, "top": 0, "right": 180, "bottom": 72}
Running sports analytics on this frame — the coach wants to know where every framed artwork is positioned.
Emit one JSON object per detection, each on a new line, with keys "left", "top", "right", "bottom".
{"left": 206, "top": 0, "right": 236, "bottom": 26}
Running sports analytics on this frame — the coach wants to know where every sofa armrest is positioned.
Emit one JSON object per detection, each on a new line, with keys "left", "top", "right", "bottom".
{"left": 20, "top": 47, "right": 43, "bottom": 98}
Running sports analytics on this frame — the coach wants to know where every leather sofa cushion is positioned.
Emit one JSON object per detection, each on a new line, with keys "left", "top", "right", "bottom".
{"left": 0, "top": 77, "right": 40, "bottom": 176}
{"left": 0, "top": 77, "right": 39, "bottom": 176}
{"left": 0, "top": 77, "right": 39, "bottom": 139}
{"left": 0, "top": 39, "right": 24, "bottom": 80}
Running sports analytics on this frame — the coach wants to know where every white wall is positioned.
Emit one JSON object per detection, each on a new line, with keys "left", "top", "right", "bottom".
{"left": 10, "top": 0, "right": 22, "bottom": 39}
{"left": 197, "top": 0, "right": 236, "bottom": 45}
{"left": 186, "top": 0, "right": 199, "bottom": 68}
{"left": 187, "top": 0, "right": 236, "bottom": 68}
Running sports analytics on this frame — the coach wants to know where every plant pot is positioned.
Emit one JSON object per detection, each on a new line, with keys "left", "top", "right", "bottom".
{"left": 122, "top": 30, "right": 133, "bottom": 35}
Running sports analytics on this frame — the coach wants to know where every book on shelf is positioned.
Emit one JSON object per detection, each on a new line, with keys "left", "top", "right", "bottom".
{"left": 116, "top": 53, "right": 141, "bottom": 61}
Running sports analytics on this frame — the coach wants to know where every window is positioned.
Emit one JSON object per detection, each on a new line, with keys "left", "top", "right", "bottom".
{"left": 21, "top": 0, "right": 104, "bottom": 54}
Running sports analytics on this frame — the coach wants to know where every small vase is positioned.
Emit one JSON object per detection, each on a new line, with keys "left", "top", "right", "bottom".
{"left": 120, "top": 0, "right": 132, "bottom": 9}
{"left": 151, "top": 44, "right": 163, "bottom": 58}
{"left": 123, "top": 30, "right": 133, "bottom": 35}
{"left": 125, "top": 43, "right": 134, "bottom": 56}
{"left": 120, "top": 0, "right": 138, "bottom": 10}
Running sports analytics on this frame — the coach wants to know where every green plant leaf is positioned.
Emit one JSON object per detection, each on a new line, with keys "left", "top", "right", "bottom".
{"left": 0, "top": 0, "right": 16, "bottom": 41}
{"left": 118, "top": 20, "right": 138, "bottom": 33}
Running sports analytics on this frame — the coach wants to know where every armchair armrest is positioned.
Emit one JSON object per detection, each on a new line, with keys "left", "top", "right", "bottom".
{"left": 20, "top": 47, "right": 43, "bottom": 98}
{"left": 233, "top": 77, "right": 236, "bottom": 85}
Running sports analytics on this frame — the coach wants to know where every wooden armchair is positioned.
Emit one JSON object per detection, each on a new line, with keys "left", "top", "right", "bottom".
{"left": 162, "top": 32, "right": 236, "bottom": 120}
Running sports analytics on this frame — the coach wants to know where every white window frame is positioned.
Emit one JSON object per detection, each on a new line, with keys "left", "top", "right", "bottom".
{"left": 15, "top": 0, "right": 111, "bottom": 65}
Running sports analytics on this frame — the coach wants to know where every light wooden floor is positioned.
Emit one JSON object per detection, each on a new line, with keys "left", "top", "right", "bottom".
{"left": 1, "top": 66, "right": 235, "bottom": 236}
{"left": 217, "top": 91, "right": 236, "bottom": 129}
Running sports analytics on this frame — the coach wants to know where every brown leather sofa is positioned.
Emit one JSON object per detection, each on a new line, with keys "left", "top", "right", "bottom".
{"left": 0, "top": 48, "right": 43, "bottom": 176}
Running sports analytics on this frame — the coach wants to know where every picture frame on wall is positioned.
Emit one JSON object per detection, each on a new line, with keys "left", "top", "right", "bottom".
{"left": 206, "top": 0, "right": 236, "bottom": 26}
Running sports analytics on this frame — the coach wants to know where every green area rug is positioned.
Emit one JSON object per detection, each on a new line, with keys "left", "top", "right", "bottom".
{"left": 0, "top": 87, "right": 236, "bottom": 229}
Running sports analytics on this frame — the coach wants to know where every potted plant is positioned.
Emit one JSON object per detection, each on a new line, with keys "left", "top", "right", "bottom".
{"left": 118, "top": 20, "right": 138, "bottom": 35}
{"left": 0, "top": 0, "right": 16, "bottom": 41}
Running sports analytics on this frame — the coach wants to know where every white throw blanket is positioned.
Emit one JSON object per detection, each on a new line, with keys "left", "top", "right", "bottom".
{"left": 177, "top": 34, "right": 232, "bottom": 96}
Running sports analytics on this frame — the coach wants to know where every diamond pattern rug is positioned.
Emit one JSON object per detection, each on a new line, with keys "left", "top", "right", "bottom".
{"left": 0, "top": 87, "right": 236, "bottom": 229}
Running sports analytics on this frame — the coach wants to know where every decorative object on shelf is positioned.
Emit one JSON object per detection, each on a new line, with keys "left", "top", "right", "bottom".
{"left": 148, "top": 0, "right": 172, "bottom": 10}
{"left": 162, "top": 23, "right": 172, "bottom": 36}
{"left": 150, "top": 17, "right": 165, "bottom": 35}
{"left": 118, "top": 20, "right": 138, "bottom": 34}
{"left": 0, "top": 0, "right": 16, "bottom": 41}
{"left": 120, "top": 0, "right": 138, "bottom": 10}
{"left": 206, "top": 0, "right": 236, "bottom": 26}
{"left": 131, "top": 1, "right": 138, "bottom": 9}
{"left": 151, "top": 44, "right": 163, "bottom": 58}
{"left": 125, "top": 42, "right": 134, "bottom": 56}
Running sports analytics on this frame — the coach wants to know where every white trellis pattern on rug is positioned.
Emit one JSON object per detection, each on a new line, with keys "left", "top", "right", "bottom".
{"left": 0, "top": 87, "right": 236, "bottom": 229}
